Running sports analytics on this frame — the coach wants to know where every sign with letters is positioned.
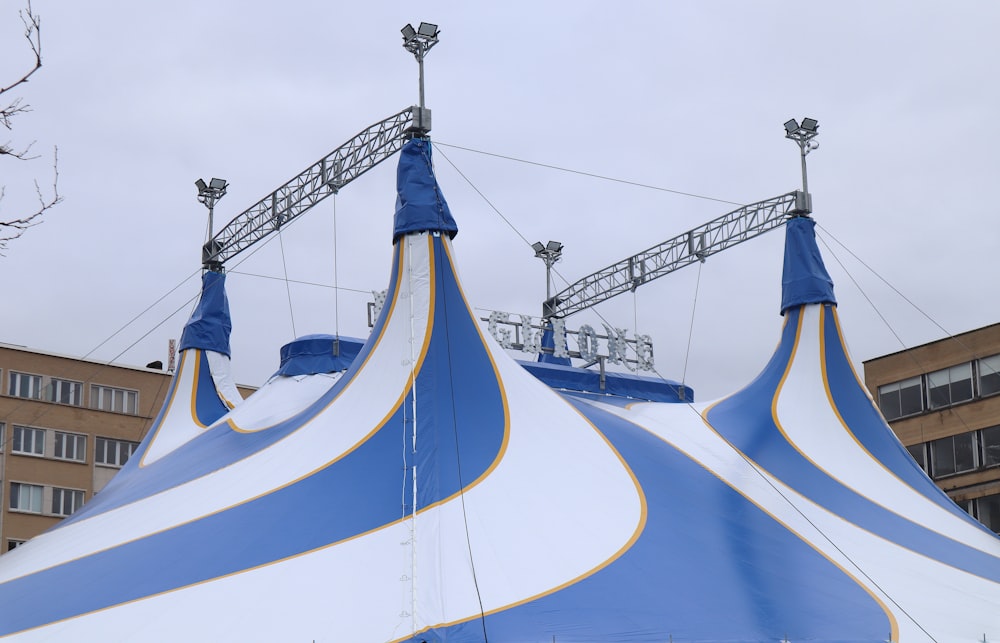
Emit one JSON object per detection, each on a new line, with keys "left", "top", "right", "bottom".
{"left": 368, "top": 291, "right": 654, "bottom": 372}
{"left": 485, "top": 311, "right": 654, "bottom": 372}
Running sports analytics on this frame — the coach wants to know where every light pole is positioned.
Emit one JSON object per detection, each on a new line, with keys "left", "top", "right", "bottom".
{"left": 783, "top": 117, "right": 819, "bottom": 194}
{"left": 401, "top": 22, "right": 439, "bottom": 135}
{"left": 196, "top": 177, "right": 228, "bottom": 270}
{"left": 533, "top": 240, "right": 563, "bottom": 318}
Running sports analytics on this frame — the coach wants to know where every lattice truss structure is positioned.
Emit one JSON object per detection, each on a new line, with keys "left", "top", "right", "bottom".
{"left": 206, "top": 107, "right": 420, "bottom": 266}
{"left": 550, "top": 191, "right": 806, "bottom": 318}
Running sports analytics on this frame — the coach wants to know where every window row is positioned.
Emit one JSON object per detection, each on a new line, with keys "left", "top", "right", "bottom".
{"left": 8, "top": 482, "right": 85, "bottom": 517}
{"left": 2, "top": 369, "right": 139, "bottom": 415}
{"left": 0, "top": 424, "right": 139, "bottom": 468}
{"left": 95, "top": 436, "right": 140, "bottom": 467}
{"left": 907, "top": 425, "right": 1000, "bottom": 479}
{"left": 878, "top": 354, "right": 1000, "bottom": 421}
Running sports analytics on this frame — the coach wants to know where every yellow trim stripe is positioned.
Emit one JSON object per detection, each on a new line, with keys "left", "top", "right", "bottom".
{"left": 138, "top": 349, "right": 197, "bottom": 469}
{"left": 188, "top": 349, "right": 208, "bottom": 429}
{"left": 823, "top": 308, "right": 921, "bottom": 487}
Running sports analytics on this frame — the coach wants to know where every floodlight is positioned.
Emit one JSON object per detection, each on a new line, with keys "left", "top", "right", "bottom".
{"left": 783, "top": 116, "right": 820, "bottom": 205}
{"left": 401, "top": 20, "right": 441, "bottom": 117}
{"left": 533, "top": 240, "right": 564, "bottom": 312}
{"left": 196, "top": 177, "right": 229, "bottom": 261}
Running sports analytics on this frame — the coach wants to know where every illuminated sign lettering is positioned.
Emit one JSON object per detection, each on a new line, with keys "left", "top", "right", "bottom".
{"left": 368, "top": 292, "right": 654, "bottom": 372}
{"left": 483, "top": 312, "right": 654, "bottom": 372}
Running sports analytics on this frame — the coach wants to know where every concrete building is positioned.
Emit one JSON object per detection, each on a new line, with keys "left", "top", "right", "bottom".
{"left": 863, "top": 322, "right": 1000, "bottom": 533}
{"left": 0, "top": 343, "right": 251, "bottom": 551}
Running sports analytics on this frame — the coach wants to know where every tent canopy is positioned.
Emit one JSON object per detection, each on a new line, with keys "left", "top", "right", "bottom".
{"left": 1, "top": 139, "right": 998, "bottom": 642}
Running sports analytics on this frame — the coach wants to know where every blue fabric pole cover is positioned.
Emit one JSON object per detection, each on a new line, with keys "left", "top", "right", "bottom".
{"left": 392, "top": 138, "right": 458, "bottom": 243}
{"left": 179, "top": 271, "right": 233, "bottom": 356}
{"left": 780, "top": 216, "right": 836, "bottom": 315}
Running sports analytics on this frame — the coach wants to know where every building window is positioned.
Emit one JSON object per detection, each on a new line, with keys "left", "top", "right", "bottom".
{"left": 930, "top": 432, "right": 979, "bottom": 478}
{"left": 979, "top": 354, "right": 1000, "bottom": 398}
{"left": 927, "top": 362, "right": 974, "bottom": 410}
{"left": 9, "top": 483, "right": 43, "bottom": 513}
{"left": 981, "top": 425, "right": 1000, "bottom": 468}
{"left": 47, "top": 378, "right": 83, "bottom": 406}
{"left": 6, "top": 539, "right": 26, "bottom": 552}
{"left": 976, "top": 494, "right": 1000, "bottom": 533}
{"left": 8, "top": 372, "right": 42, "bottom": 400}
{"left": 878, "top": 376, "right": 923, "bottom": 421}
{"left": 12, "top": 426, "right": 45, "bottom": 456}
{"left": 90, "top": 385, "right": 139, "bottom": 415}
{"left": 53, "top": 431, "right": 87, "bottom": 462}
{"left": 906, "top": 442, "right": 929, "bottom": 474}
{"left": 95, "top": 437, "right": 139, "bottom": 467}
{"left": 955, "top": 498, "right": 975, "bottom": 516}
{"left": 50, "top": 488, "right": 85, "bottom": 517}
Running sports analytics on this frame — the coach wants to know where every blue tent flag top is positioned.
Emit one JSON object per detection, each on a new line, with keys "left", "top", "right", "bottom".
{"left": 392, "top": 138, "right": 458, "bottom": 243}
{"left": 179, "top": 270, "right": 233, "bottom": 356}
{"left": 780, "top": 215, "right": 837, "bottom": 315}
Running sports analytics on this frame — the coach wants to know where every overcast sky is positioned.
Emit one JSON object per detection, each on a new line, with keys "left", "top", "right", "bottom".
{"left": 2, "top": 1, "right": 998, "bottom": 400}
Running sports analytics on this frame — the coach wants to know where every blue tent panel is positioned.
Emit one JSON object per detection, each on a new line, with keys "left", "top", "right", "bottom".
{"left": 275, "top": 334, "right": 365, "bottom": 377}
{"left": 520, "top": 360, "right": 692, "bottom": 403}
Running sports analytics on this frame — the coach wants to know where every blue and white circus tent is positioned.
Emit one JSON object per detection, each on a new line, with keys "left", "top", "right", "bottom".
{"left": 2, "top": 138, "right": 1000, "bottom": 642}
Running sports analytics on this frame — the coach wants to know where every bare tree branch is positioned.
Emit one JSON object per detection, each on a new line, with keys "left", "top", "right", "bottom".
{"left": 0, "top": 141, "right": 39, "bottom": 160}
{"left": 0, "top": 1, "right": 42, "bottom": 98}
{"left": 1, "top": 1, "right": 60, "bottom": 254}
{"left": 0, "top": 146, "right": 61, "bottom": 255}
{"left": 1, "top": 97, "right": 31, "bottom": 130}
{"left": 1, "top": 1, "right": 42, "bottom": 158}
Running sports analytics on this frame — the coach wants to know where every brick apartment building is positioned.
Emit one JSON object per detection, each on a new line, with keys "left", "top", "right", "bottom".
{"left": 864, "top": 322, "right": 1000, "bottom": 533}
{"left": 0, "top": 342, "right": 252, "bottom": 551}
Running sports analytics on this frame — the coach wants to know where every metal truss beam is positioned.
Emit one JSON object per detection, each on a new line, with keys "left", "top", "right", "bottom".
{"left": 205, "top": 106, "right": 424, "bottom": 268}
{"left": 548, "top": 190, "right": 808, "bottom": 318}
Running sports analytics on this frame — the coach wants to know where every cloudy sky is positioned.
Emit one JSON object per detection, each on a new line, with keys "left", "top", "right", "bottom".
{"left": 2, "top": 1, "right": 998, "bottom": 400}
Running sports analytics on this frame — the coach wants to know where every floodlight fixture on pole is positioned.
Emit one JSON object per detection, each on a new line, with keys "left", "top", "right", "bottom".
{"left": 401, "top": 21, "right": 439, "bottom": 109}
{"left": 534, "top": 240, "right": 564, "bottom": 316}
{"left": 196, "top": 177, "right": 228, "bottom": 271}
{"left": 784, "top": 117, "right": 820, "bottom": 195}
{"left": 401, "top": 21, "right": 439, "bottom": 136}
